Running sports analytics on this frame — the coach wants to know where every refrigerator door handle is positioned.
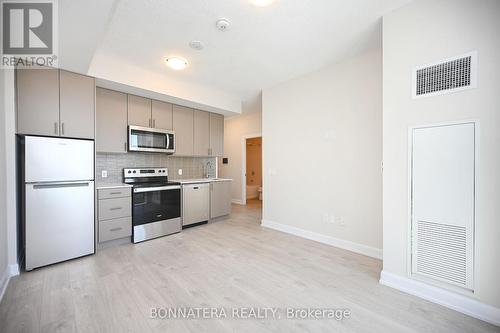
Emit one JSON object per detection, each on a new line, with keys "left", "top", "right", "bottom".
{"left": 32, "top": 181, "right": 91, "bottom": 189}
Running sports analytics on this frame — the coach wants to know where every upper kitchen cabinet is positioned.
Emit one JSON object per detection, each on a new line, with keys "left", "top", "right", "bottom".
{"left": 193, "top": 110, "right": 210, "bottom": 156}
{"left": 151, "top": 100, "right": 173, "bottom": 129}
{"left": 209, "top": 113, "right": 224, "bottom": 156}
{"left": 17, "top": 69, "right": 95, "bottom": 139}
{"left": 96, "top": 88, "right": 128, "bottom": 153}
{"left": 16, "top": 68, "right": 60, "bottom": 136}
{"left": 128, "top": 95, "right": 151, "bottom": 127}
{"left": 172, "top": 105, "right": 194, "bottom": 156}
{"left": 59, "top": 71, "right": 95, "bottom": 139}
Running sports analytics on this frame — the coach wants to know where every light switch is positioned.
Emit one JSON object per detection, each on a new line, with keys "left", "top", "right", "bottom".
{"left": 178, "top": 169, "right": 183, "bottom": 176}
{"left": 101, "top": 170, "right": 108, "bottom": 178}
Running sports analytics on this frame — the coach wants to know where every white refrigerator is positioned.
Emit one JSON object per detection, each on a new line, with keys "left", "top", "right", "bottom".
{"left": 23, "top": 136, "right": 95, "bottom": 271}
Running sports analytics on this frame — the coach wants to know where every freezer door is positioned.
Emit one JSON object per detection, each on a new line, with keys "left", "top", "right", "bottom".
{"left": 25, "top": 136, "right": 94, "bottom": 183}
{"left": 25, "top": 181, "right": 95, "bottom": 270}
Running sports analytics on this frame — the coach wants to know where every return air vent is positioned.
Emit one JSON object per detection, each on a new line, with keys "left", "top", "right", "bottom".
{"left": 412, "top": 51, "right": 477, "bottom": 98}
{"left": 414, "top": 221, "right": 468, "bottom": 286}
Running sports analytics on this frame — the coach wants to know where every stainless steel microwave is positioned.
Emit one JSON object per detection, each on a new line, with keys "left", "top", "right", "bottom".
{"left": 128, "top": 126, "right": 175, "bottom": 154}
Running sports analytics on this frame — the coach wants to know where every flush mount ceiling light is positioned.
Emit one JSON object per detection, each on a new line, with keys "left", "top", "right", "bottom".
{"left": 166, "top": 57, "right": 188, "bottom": 70}
{"left": 250, "top": 0, "right": 276, "bottom": 7}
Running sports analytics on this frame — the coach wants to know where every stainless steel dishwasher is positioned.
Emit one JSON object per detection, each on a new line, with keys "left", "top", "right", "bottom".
{"left": 182, "top": 183, "right": 210, "bottom": 227}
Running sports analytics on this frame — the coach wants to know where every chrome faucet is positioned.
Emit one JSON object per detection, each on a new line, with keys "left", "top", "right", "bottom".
{"left": 204, "top": 161, "right": 212, "bottom": 178}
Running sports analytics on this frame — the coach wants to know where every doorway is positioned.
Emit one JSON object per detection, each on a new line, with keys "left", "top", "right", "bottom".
{"left": 243, "top": 135, "right": 262, "bottom": 207}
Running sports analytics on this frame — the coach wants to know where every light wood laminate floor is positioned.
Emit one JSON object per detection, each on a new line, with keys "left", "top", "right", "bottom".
{"left": 0, "top": 200, "right": 497, "bottom": 332}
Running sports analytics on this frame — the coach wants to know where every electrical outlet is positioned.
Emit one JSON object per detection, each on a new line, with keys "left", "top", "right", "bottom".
{"left": 178, "top": 169, "right": 183, "bottom": 176}
{"left": 101, "top": 170, "right": 107, "bottom": 178}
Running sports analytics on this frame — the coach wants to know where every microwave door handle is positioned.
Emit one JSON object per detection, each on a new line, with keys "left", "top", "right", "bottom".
{"left": 167, "top": 134, "right": 170, "bottom": 150}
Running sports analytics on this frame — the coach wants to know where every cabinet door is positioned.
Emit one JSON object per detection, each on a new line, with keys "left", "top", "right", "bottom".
{"left": 17, "top": 68, "right": 60, "bottom": 136}
{"left": 172, "top": 105, "right": 194, "bottom": 156}
{"left": 96, "top": 88, "right": 128, "bottom": 153}
{"left": 59, "top": 71, "right": 95, "bottom": 139}
{"left": 209, "top": 113, "right": 224, "bottom": 156}
{"left": 193, "top": 110, "right": 210, "bottom": 156}
{"left": 210, "top": 181, "right": 232, "bottom": 219}
{"left": 128, "top": 95, "right": 152, "bottom": 127}
{"left": 152, "top": 100, "right": 173, "bottom": 129}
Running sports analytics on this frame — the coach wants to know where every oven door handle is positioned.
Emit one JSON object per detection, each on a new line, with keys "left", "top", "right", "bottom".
{"left": 134, "top": 185, "right": 181, "bottom": 193}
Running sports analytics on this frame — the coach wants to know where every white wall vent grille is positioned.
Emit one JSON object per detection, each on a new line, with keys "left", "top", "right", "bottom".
{"left": 412, "top": 51, "right": 477, "bottom": 98}
{"left": 415, "top": 221, "right": 467, "bottom": 286}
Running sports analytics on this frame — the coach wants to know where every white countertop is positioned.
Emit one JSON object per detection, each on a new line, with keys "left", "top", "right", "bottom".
{"left": 173, "top": 178, "right": 233, "bottom": 184}
{"left": 96, "top": 183, "right": 133, "bottom": 190}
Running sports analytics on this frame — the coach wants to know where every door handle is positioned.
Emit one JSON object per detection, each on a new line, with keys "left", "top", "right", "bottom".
{"left": 32, "top": 181, "right": 90, "bottom": 189}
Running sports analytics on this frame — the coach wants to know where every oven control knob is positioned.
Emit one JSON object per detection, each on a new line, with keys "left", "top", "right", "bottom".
{"left": 128, "top": 170, "right": 131, "bottom": 174}
{"left": 133, "top": 170, "right": 136, "bottom": 173}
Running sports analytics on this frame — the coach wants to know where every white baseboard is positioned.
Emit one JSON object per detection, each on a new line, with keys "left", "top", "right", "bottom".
{"left": 231, "top": 199, "right": 245, "bottom": 205}
{"left": 380, "top": 271, "right": 500, "bottom": 327}
{"left": 0, "top": 266, "right": 11, "bottom": 303}
{"left": 9, "top": 264, "right": 19, "bottom": 276}
{"left": 0, "top": 264, "right": 19, "bottom": 303}
{"left": 261, "top": 219, "right": 382, "bottom": 260}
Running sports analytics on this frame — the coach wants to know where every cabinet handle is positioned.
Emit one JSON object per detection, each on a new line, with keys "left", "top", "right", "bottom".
{"left": 109, "top": 192, "right": 122, "bottom": 195}
{"left": 110, "top": 227, "right": 122, "bottom": 232}
{"left": 153, "top": 119, "right": 155, "bottom": 128}
{"left": 109, "top": 207, "right": 122, "bottom": 211}
{"left": 54, "top": 122, "right": 58, "bottom": 135}
{"left": 61, "top": 122, "right": 65, "bottom": 135}
{"left": 149, "top": 119, "right": 151, "bottom": 127}
{"left": 124, "top": 142, "right": 127, "bottom": 152}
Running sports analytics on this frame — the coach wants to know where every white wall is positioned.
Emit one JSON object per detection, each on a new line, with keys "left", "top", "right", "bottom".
{"left": 1, "top": 69, "right": 18, "bottom": 279}
{"left": 219, "top": 95, "right": 262, "bottom": 203}
{"left": 262, "top": 48, "right": 383, "bottom": 256}
{"left": 0, "top": 69, "right": 9, "bottom": 296}
{"left": 383, "top": 0, "right": 500, "bottom": 308}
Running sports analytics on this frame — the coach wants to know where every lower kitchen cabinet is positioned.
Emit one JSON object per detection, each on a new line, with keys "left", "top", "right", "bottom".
{"left": 97, "top": 187, "right": 132, "bottom": 244}
{"left": 210, "top": 181, "right": 232, "bottom": 219}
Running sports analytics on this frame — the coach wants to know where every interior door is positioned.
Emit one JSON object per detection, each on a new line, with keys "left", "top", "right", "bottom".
{"left": 25, "top": 181, "right": 95, "bottom": 270}
{"left": 411, "top": 122, "right": 475, "bottom": 289}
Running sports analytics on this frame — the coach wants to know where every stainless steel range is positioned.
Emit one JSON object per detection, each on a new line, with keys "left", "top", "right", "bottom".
{"left": 123, "top": 168, "right": 181, "bottom": 243}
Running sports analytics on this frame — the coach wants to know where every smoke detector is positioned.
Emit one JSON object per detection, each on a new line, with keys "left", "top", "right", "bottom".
{"left": 189, "top": 40, "right": 204, "bottom": 50}
{"left": 215, "top": 18, "right": 231, "bottom": 31}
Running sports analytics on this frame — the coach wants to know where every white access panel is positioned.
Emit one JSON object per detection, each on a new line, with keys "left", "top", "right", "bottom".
{"left": 411, "top": 122, "right": 475, "bottom": 290}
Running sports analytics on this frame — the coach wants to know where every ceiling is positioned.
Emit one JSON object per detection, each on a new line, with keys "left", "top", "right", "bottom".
{"left": 59, "top": 0, "right": 410, "bottom": 114}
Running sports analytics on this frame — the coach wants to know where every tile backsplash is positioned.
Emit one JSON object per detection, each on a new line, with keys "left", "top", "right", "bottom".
{"left": 96, "top": 153, "right": 217, "bottom": 184}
